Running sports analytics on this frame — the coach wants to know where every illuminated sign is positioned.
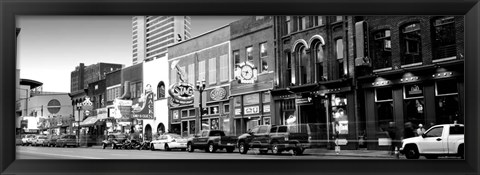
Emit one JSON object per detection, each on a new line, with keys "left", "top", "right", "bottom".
{"left": 244, "top": 106, "right": 260, "bottom": 115}
{"left": 210, "top": 87, "right": 227, "bottom": 101}
{"left": 234, "top": 62, "right": 258, "bottom": 84}
{"left": 169, "top": 82, "right": 194, "bottom": 105}
{"left": 132, "top": 91, "right": 155, "bottom": 119}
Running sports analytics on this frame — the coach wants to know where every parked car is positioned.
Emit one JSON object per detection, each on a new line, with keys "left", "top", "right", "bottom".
{"left": 237, "top": 124, "right": 311, "bottom": 155}
{"left": 43, "top": 135, "right": 61, "bottom": 147}
{"left": 186, "top": 130, "right": 237, "bottom": 153}
{"left": 21, "top": 134, "right": 35, "bottom": 146}
{"left": 16, "top": 135, "right": 23, "bottom": 145}
{"left": 31, "top": 135, "right": 47, "bottom": 146}
{"left": 55, "top": 134, "right": 78, "bottom": 147}
{"left": 150, "top": 133, "right": 188, "bottom": 151}
{"left": 400, "top": 123, "right": 464, "bottom": 159}
{"left": 101, "top": 133, "right": 127, "bottom": 149}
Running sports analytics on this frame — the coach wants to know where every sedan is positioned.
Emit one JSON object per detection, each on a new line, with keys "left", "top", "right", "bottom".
{"left": 31, "top": 135, "right": 47, "bottom": 146}
{"left": 43, "top": 135, "right": 60, "bottom": 147}
{"left": 55, "top": 135, "right": 78, "bottom": 147}
{"left": 150, "top": 133, "right": 188, "bottom": 151}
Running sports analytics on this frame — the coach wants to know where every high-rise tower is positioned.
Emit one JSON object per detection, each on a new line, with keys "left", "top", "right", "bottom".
{"left": 132, "top": 16, "right": 191, "bottom": 64}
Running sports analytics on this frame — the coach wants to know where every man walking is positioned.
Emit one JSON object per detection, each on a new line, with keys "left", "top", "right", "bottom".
{"left": 416, "top": 124, "right": 426, "bottom": 136}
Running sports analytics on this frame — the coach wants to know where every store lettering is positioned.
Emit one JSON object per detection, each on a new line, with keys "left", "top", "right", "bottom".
{"left": 244, "top": 106, "right": 259, "bottom": 115}
{"left": 169, "top": 82, "right": 195, "bottom": 102}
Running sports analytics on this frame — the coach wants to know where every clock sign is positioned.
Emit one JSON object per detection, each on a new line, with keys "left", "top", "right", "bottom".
{"left": 235, "top": 61, "right": 258, "bottom": 84}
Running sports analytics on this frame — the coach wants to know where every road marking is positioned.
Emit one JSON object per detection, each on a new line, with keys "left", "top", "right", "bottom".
{"left": 19, "top": 150, "right": 102, "bottom": 159}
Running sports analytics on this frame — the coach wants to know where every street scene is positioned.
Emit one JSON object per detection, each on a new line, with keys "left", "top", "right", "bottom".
{"left": 16, "top": 16, "right": 465, "bottom": 160}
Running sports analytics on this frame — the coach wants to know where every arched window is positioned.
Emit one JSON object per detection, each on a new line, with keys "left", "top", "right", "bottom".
{"left": 296, "top": 45, "right": 310, "bottom": 85}
{"left": 401, "top": 23, "right": 422, "bottom": 65}
{"left": 335, "top": 38, "right": 345, "bottom": 78}
{"left": 313, "top": 41, "right": 325, "bottom": 82}
{"left": 157, "top": 81, "right": 165, "bottom": 99}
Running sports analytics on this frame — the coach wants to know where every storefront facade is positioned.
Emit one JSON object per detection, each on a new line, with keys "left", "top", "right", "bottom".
{"left": 168, "top": 25, "right": 231, "bottom": 137}
{"left": 355, "top": 16, "right": 465, "bottom": 150}
{"left": 229, "top": 16, "right": 275, "bottom": 135}
{"left": 272, "top": 16, "right": 359, "bottom": 149}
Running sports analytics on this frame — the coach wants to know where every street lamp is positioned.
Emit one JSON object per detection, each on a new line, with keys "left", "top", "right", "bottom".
{"left": 76, "top": 102, "right": 82, "bottom": 146}
{"left": 196, "top": 80, "right": 206, "bottom": 133}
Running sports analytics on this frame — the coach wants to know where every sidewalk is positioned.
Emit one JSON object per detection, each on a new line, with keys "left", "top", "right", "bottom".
{"left": 304, "top": 148, "right": 394, "bottom": 158}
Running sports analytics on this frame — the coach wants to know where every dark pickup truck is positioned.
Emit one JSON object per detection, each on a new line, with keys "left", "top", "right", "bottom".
{"left": 237, "top": 124, "right": 311, "bottom": 155}
{"left": 186, "top": 130, "right": 237, "bottom": 153}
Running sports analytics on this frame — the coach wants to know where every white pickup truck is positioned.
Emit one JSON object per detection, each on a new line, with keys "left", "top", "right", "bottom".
{"left": 400, "top": 124, "right": 464, "bottom": 159}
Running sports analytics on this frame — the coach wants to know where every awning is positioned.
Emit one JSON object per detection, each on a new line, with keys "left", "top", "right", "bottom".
{"left": 80, "top": 116, "right": 99, "bottom": 127}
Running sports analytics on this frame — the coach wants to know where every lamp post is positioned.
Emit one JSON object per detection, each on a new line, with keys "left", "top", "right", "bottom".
{"left": 76, "top": 102, "right": 83, "bottom": 147}
{"left": 196, "top": 80, "right": 206, "bottom": 133}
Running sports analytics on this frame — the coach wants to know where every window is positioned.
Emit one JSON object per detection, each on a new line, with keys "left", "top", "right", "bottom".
{"left": 189, "top": 120, "right": 196, "bottom": 134}
{"left": 157, "top": 81, "right": 165, "bottom": 99}
{"left": 336, "top": 16, "right": 343, "bottom": 22}
{"left": 233, "top": 50, "right": 240, "bottom": 67}
{"left": 375, "top": 87, "right": 394, "bottom": 131}
{"left": 298, "top": 16, "right": 307, "bottom": 31}
{"left": 260, "top": 43, "right": 268, "bottom": 72}
{"left": 285, "top": 16, "right": 291, "bottom": 34}
{"left": 373, "top": 30, "right": 392, "bottom": 70}
{"left": 224, "top": 104, "right": 230, "bottom": 113}
{"left": 219, "top": 54, "right": 229, "bottom": 82}
{"left": 335, "top": 38, "right": 345, "bottom": 78}
{"left": 435, "top": 79, "right": 461, "bottom": 124}
{"left": 296, "top": 45, "right": 310, "bottom": 85}
{"left": 401, "top": 23, "right": 422, "bottom": 65}
{"left": 277, "top": 126, "right": 288, "bottom": 133}
{"left": 258, "top": 126, "right": 268, "bottom": 134}
{"left": 188, "top": 64, "right": 195, "bottom": 85}
{"left": 425, "top": 127, "right": 443, "bottom": 137}
{"left": 450, "top": 126, "right": 464, "bottom": 135}
{"left": 270, "top": 127, "right": 277, "bottom": 133}
{"left": 189, "top": 109, "right": 195, "bottom": 117}
{"left": 375, "top": 87, "right": 393, "bottom": 102}
{"left": 209, "top": 106, "right": 219, "bottom": 115}
{"left": 246, "top": 46, "right": 253, "bottom": 63}
{"left": 208, "top": 58, "right": 216, "bottom": 85}
{"left": 314, "top": 42, "right": 325, "bottom": 82}
{"left": 286, "top": 51, "right": 293, "bottom": 85}
{"left": 181, "top": 110, "right": 188, "bottom": 118}
{"left": 198, "top": 60, "right": 205, "bottom": 81}
{"left": 314, "top": 16, "right": 324, "bottom": 26}
{"left": 210, "top": 118, "right": 219, "bottom": 130}
{"left": 432, "top": 17, "right": 456, "bottom": 60}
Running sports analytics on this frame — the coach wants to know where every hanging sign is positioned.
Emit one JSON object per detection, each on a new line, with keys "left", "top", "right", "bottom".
{"left": 234, "top": 62, "right": 258, "bottom": 84}
{"left": 169, "top": 82, "right": 194, "bottom": 105}
{"left": 132, "top": 91, "right": 155, "bottom": 119}
{"left": 210, "top": 87, "right": 227, "bottom": 101}
{"left": 244, "top": 106, "right": 260, "bottom": 115}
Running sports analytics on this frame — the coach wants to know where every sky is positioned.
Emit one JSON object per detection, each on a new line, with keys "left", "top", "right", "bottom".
{"left": 17, "top": 16, "right": 244, "bottom": 93}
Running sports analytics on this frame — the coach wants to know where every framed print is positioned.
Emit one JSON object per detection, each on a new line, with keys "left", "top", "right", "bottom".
{"left": 1, "top": 0, "right": 479, "bottom": 175}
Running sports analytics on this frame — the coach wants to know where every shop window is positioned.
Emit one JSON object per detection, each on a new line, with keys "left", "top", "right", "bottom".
{"left": 375, "top": 87, "right": 393, "bottom": 102}
{"left": 401, "top": 23, "right": 422, "bottom": 65}
{"left": 373, "top": 30, "right": 392, "bottom": 70}
{"left": 189, "top": 109, "right": 196, "bottom": 117}
{"left": 209, "top": 106, "right": 219, "bottom": 115}
{"left": 432, "top": 17, "right": 456, "bottom": 60}
{"left": 210, "top": 118, "right": 219, "bottom": 130}
{"left": 224, "top": 104, "right": 230, "bottom": 114}
{"left": 260, "top": 42, "right": 268, "bottom": 73}
{"left": 263, "top": 117, "right": 271, "bottom": 125}
{"left": 331, "top": 94, "right": 348, "bottom": 135}
{"left": 181, "top": 110, "right": 188, "bottom": 118}
{"left": 243, "top": 93, "right": 260, "bottom": 105}
{"left": 172, "top": 110, "right": 179, "bottom": 120}
{"left": 375, "top": 87, "right": 394, "bottom": 131}
{"left": 435, "top": 79, "right": 461, "bottom": 124}
{"left": 189, "top": 120, "right": 196, "bottom": 134}
{"left": 181, "top": 121, "right": 188, "bottom": 136}
{"left": 314, "top": 41, "right": 325, "bottom": 82}
{"left": 335, "top": 38, "right": 345, "bottom": 78}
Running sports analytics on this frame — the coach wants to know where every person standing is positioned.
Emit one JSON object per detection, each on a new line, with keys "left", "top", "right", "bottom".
{"left": 416, "top": 124, "right": 426, "bottom": 136}
{"left": 386, "top": 122, "right": 398, "bottom": 155}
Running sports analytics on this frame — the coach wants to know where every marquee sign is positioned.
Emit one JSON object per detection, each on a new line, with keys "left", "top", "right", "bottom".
{"left": 132, "top": 91, "right": 155, "bottom": 119}
{"left": 210, "top": 87, "right": 227, "bottom": 101}
{"left": 169, "top": 82, "right": 194, "bottom": 105}
{"left": 234, "top": 62, "right": 258, "bottom": 84}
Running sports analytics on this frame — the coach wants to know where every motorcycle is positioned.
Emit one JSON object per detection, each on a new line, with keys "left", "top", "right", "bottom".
{"left": 139, "top": 140, "right": 151, "bottom": 150}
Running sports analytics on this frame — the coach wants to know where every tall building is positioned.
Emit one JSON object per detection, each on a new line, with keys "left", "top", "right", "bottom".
{"left": 132, "top": 16, "right": 192, "bottom": 64}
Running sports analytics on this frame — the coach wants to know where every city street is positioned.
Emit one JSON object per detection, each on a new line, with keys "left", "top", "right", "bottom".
{"left": 17, "top": 146, "right": 391, "bottom": 159}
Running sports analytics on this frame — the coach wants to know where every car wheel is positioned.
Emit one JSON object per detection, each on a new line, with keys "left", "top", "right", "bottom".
{"left": 111, "top": 144, "right": 116, "bottom": 149}
{"left": 208, "top": 143, "right": 216, "bottom": 153}
{"left": 271, "top": 142, "right": 281, "bottom": 155}
{"left": 293, "top": 148, "right": 304, "bottom": 156}
{"left": 150, "top": 144, "right": 155, "bottom": 151}
{"left": 404, "top": 145, "right": 420, "bottom": 159}
{"left": 187, "top": 143, "right": 194, "bottom": 152}
{"left": 165, "top": 144, "right": 171, "bottom": 151}
{"left": 102, "top": 144, "right": 106, "bottom": 149}
{"left": 239, "top": 142, "right": 248, "bottom": 154}
{"left": 226, "top": 147, "right": 234, "bottom": 153}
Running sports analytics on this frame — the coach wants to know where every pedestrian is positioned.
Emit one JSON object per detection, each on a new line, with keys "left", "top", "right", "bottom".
{"left": 403, "top": 122, "right": 416, "bottom": 139}
{"left": 385, "top": 122, "right": 397, "bottom": 155}
{"left": 416, "top": 124, "right": 426, "bottom": 136}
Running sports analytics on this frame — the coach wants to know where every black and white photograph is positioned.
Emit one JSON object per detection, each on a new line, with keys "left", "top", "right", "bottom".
{"left": 14, "top": 15, "right": 466, "bottom": 160}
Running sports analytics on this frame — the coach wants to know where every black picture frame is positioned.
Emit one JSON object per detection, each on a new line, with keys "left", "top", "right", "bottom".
{"left": 1, "top": 0, "right": 479, "bottom": 175}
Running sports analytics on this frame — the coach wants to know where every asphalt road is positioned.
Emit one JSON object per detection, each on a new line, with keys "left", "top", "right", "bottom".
{"left": 16, "top": 146, "right": 384, "bottom": 159}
